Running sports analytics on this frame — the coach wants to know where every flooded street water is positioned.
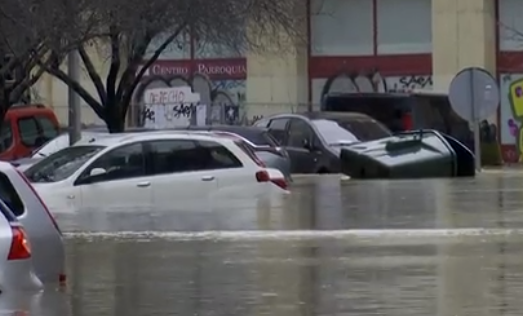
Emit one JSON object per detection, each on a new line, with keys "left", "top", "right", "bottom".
{"left": 4, "top": 172, "right": 523, "bottom": 316}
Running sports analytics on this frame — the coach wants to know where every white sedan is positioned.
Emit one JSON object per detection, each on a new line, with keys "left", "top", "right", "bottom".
{"left": 23, "top": 132, "right": 288, "bottom": 216}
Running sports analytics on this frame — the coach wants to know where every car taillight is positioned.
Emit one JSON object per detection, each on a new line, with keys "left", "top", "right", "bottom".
{"left": 8, "top": 226, "right": 31, "bottom": 260}
{"left": 256, "top": 170, "right": 270, "bottom": 182}
{"left": 15, "top": 169, "right": 62, "bottom": 235}
{"left": 255, "top": 170, "right": 288, "bottom": 190}
{"left": 271, "top": 178, "right": 288, "bottom": 190}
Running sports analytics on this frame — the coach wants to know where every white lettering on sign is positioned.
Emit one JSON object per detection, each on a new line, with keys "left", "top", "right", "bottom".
{"left": 143, "top": 87, "right": 202, "bottom": 129}
{"left": 196, "top": 63, "right": 246, "bottom": 76}
{"left": 150, "top": 64, "right": 189, "bottom": 76}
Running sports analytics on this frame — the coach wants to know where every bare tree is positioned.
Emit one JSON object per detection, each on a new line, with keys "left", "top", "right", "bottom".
{"left": 39, "top": 0, "right": 306, "bottom": 132}
{"left": 0, "top": 0, "right": 96, "bottom": 122}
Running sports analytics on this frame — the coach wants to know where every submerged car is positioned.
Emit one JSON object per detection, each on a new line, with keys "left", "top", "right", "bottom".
{"left": 24, "top": 132, "right": 288, "bottom": 214}
{"left": 254, "top": 112, "right": 391, "bottom": 173}
{"left": 0, "top": 199, "right": 42, "bottom": 292}
{"left": 0, "top": 161, "right": 65, "bottom": 285}
{"left": 12, "top": 127, "right": 184, "bottom": 171}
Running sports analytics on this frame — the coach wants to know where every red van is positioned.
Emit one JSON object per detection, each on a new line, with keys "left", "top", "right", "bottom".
{"left": 0, "top": 104, "right": 60, "bottom": 161}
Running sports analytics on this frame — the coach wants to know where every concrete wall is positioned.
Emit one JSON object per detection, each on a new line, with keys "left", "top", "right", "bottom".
{"left": 245, "top": 44, "right": 309, "bottom": 118}
{"left": 431, "top": 0, "right": 496, "bottom": 91}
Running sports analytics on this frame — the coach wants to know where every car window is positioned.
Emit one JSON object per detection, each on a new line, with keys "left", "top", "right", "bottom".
{"left": 25, "top": 145, "right": 105, "bottom": 183}
{"left": 267, "top": 118, "right": 289, "bottom": 144}
{"left": 77, "top": 142, "right": 145, "bottom": 184}
{"left": 0, "top": 122, "right": 13, "bottom": 152}
{"left": 35, "top": 116, "right": 59, "bottom": 140}
{"left": 313, "top": 119, "right": 359, "bottom": 145}
{"left": 147, "top": 140, "right": 200, "bottom": 174}
{"left": 0, "top": 173, "right": 24, "bottom": 216}
{"left": 287, "top": 119, "right": 314, "bottom": 147}
{"left": 268, "top": 118, "right": 289, "bottom": 130}
{"left": 199, "top": 140, "right": 242, "bottom": 169}
{"left": 331, "top": 119, "right": 390, "bottom": 141}
{"left": 253, "top": 118, "right": 269, "bottom": 127}
{"left": 346, "top": 119, "right": 390, "bottom": 141}
{"left": 147, "top": 139, "right": 242, "bottom": 175}
{"left": 18, "top": 117, "right": 42, "bottom": 147}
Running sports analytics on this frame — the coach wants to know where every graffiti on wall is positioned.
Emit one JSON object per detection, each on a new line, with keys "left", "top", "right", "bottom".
{"left": 500, "top": 74, "right": 523, "bottom": 162}
{"left": 134, "top": 73, "right": 246, "bottom": 126}
{"left": 311, "top": 70, "right": 433, "bottom": 104}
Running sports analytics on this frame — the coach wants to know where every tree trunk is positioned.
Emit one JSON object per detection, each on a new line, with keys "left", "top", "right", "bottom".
{"left": 103, "top": 102, "right": 125, "bottom": 133}
{"left": 0, "top": 107, "right": 7, "bottom": 129}
{"left": 0, "top": 88, "right": 10, "bottom": 129}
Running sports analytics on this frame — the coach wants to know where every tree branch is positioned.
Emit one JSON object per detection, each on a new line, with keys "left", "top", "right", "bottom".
{"left": 106, "top": 26, "right": 121, "bottom": 105}
{"left": 119, "top": 25, "right": 187, "bottom": 119}
{"left": 113, "top": 33, "right": 153, "bottom": 102}
{"left": 36, "top": 56, "right": 105, "bottom": 119}
{"left": 8, "top": 66, "right": 45, "bottom": 103}
{"left": 78, "top": 45, "right": 107, "bottom": 105}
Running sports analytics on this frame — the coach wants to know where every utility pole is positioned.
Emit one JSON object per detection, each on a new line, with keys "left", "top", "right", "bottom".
{"left": 67, "top": 50, "right": 81, "bottom": 145}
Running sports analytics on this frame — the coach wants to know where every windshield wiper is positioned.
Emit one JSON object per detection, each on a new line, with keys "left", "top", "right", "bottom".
{"left": 33, "top": 172, "right": 53, "bottom": 182}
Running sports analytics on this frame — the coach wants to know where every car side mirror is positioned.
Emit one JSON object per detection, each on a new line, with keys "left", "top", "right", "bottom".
{"left": 89, "top": 167, "right": 107, "bottom": 177}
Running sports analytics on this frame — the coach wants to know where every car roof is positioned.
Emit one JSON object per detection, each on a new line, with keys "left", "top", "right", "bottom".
{"left": 73, "top": 131, "right": 234, "bottom": 147}
{"left": 55, "top": 130, "right": 106, "bottom": 138}
{"left": 5, "top": 104, "right": 55, "bottom": 119}
{"left": 185, "top": 125, "right": 269, "bottom": 132}
{"left": 268, "top": 111, "right": 376, "bottom": 121}
{"left": 184, "top": 126, "right": 273, "bottom": 145}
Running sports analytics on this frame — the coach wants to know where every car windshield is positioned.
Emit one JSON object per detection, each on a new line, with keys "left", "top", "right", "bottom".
{"left": 313, "top": 118, "right": 391, "bottom": 145}
{"left": 25, "top": 145, "right": 105, "bottom": 183}
{"left": 313, "top": 119, "right": 359, "bottom": 145}
{"left": 31, "top": 134, "right": 69, "bottom": 157}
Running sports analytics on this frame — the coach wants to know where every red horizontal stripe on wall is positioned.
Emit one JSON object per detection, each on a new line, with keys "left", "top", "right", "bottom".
{"left": 309, "top": 54, "right": 432, "bottom": 78}
{"left": 498, "top": 52, "right": 523, "bottom": 73}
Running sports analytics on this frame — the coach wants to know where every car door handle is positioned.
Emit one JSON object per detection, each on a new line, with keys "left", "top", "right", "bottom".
{"left": 67, "top": 194, "right": 75, "bottom": 199}
{"left": 201, "top": 175, "right": 215, "bottom": 181}
{"left": 136, "top": 181, "right": 151, "bottom": 187}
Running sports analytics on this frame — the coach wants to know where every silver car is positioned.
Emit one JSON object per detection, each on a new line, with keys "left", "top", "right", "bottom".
{"left": 184, "top": 126, "right": 292, "bottom": 181}
{"left": 0, "top": 200, "right": 42, "bottom": 292}
{"left": 0, "top": 162, "right": 65, "bottom": 285}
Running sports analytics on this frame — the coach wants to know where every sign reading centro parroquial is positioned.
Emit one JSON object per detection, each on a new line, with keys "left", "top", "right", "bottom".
{"left": 448, "top": 67, "right": 500, "bottom": 122}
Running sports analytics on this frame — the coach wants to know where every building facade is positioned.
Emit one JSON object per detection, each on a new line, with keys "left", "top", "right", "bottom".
{"left": 34, "top": 0, "right": 523, "bottom": 161}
